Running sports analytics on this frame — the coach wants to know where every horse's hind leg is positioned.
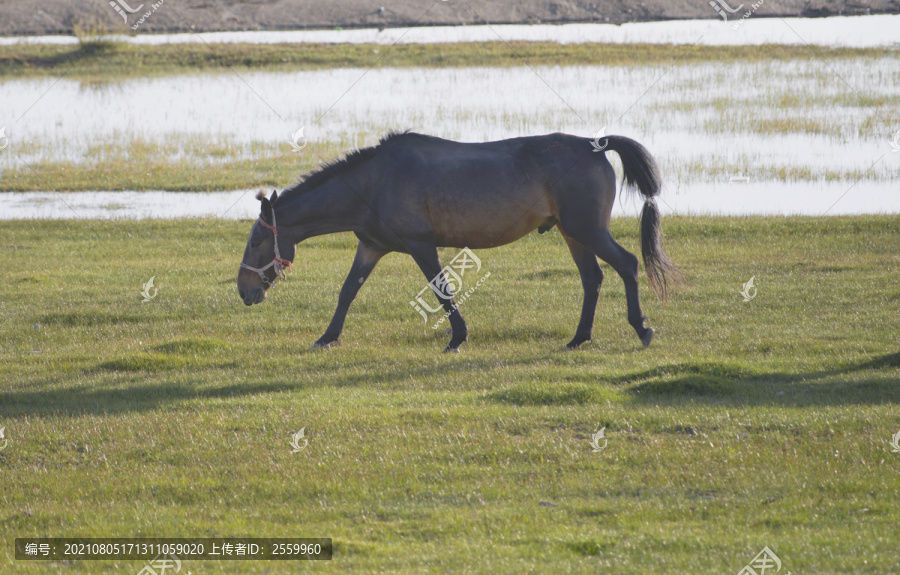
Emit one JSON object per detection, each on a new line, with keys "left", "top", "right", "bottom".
{"left": 313, "top": 241, "right": 387, "bottom": 348}
{"left": 559, "top": 230, "right": 604, "bottom": 349}
{"left": 588, "top": 231, "right": 654, "bottom": 347}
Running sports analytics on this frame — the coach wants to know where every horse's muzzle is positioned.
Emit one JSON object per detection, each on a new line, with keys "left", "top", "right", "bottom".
{"left": 239, "top": 286, "right": 266, "bottom": 306}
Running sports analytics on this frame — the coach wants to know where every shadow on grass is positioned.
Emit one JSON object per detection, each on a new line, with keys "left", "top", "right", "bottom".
{"left": 485, "top": 352, "right": 900, "bottom": 407}
{"left": 1, "top": 352, "right": 897, "bottom": 417}
{"left": 619, "top": 352, "right": 900, "bottom": 406}
{"left": 0, "top": 379, "right": 301, "bottom": 418}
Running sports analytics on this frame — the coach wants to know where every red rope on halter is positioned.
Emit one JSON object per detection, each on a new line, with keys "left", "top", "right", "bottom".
{"left": 240, "top": 212, "right": 293, "bottom": 282}
{"left": 258, "top": 217, "right": 278, "bottom": 234}
{"left": 259, "top": 217, "right": 292, "bottom": 273}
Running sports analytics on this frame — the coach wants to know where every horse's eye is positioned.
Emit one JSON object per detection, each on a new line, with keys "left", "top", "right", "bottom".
{"left": 250, "top": 241, "right": 261, "bottom": 249}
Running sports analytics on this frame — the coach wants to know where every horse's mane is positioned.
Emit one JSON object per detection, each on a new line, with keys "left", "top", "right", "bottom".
{"left": 276, "top": 130, "right": 412, "bottom": 203}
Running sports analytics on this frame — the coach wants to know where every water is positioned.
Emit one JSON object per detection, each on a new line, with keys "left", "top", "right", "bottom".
{"left": 4, "top": 180, "right": 897, "bottom": 220}
{"left": 4, "top": 61, "right": 897, "bottom": 173}
{"left": 2, "top": 62, "right": 897, "bottom": 188}
{"left": 0, "top": 190, "right": 260, "bottom": 220}
{"left": 1, "top": 15, "right": 898, "bottom": 218}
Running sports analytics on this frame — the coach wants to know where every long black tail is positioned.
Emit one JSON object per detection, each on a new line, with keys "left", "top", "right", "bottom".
{"left": 603, "top": 135, "right": 680, "bottom": 301}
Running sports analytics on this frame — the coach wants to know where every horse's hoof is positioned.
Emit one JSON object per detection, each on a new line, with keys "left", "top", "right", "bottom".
{"left": 641, "top": 328, "right": 654, "bottom": 348}
{"left": 312, "top": 339, "right": 340, "bottom": 350}
{"left": 444, "top": 339, "right": 466, "bottom": 353}
{"left": 566, "top": 335, "right": 591, "bottom": 349}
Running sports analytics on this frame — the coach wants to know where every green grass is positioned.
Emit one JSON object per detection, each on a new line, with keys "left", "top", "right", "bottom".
{"left": 0, "top": 138, "right": 329, "bottom": 192}
{"left": 1, "top": 41, "right": 896, "bottom": 81}
{"left": 1, "top": 153, "right": 307, "bottom": 193}
{"left": 1, "top": 215, "right": 899, "bottom": 573}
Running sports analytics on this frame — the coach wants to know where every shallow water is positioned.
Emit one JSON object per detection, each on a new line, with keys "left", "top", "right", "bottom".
{"left": 0, "top": 191, "right": 259, "bottom": 220}
{"left": 2, "top": 60, "right": 897, "bottom": 187}
{"left": 3, "top": 180, "right": 897, "bottom": 220}
{"left": 1, "top": 15, "right": 898, "bottom": 48}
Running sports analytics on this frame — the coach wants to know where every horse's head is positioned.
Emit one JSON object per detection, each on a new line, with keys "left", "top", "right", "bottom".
{"left": 237, "top": 190, "right": 295, "bottom": 306}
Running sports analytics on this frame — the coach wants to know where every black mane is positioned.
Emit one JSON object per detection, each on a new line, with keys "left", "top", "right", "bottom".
{"left": 277, "top": 130, "right": 412, "bottom": 203}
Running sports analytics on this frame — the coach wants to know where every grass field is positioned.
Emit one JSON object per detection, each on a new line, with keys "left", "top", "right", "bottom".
{"left": 3, "top": 41, "right": 893, "bottom": 81}
{"left": 1, "top": 215, "right": 899, "bottom": 573}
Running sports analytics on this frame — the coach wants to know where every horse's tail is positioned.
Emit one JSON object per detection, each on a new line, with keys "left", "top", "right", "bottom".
{"left": 603, "top": 135, "right": 680, "bottom": 301}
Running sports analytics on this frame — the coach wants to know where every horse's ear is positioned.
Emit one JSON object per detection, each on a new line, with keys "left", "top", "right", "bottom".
{"left": 270, "top": 189, "right": 278, "bottom": 202}
{"left": 258, "top": 194, "right": 273, "bottom": 222}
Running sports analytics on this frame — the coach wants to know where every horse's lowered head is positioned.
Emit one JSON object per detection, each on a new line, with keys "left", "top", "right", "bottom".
{"left": 237, "top": 190, "right": 295, "bottom": 306}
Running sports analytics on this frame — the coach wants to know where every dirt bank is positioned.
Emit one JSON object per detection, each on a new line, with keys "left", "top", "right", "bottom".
{"left": 1, "top": 0, "right": 897, "bottom": 37}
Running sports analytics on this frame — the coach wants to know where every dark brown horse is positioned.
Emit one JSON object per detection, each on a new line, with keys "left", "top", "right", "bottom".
{"left": 237, "top": 131, "right": 678, "bottom": 352}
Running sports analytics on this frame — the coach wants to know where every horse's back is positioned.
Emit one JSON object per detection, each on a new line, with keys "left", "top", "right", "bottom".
{"left": 370, "top": 133, "right": 613, "bottom": 248}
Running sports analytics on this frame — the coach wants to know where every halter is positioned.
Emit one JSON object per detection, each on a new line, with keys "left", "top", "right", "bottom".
{"left": 240, "top": 208, "right": 293, "bottom": 285}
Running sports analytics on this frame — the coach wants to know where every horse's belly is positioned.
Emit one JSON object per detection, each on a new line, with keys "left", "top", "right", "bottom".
{"left": 430, "top": 197, "right": 552, "bottom": 249}
{"left": 408, "top": 154, "right": 554, "bottom": 248}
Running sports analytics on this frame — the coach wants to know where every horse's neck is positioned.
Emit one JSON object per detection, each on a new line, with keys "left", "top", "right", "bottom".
{"left": 278, "top": 181, "right": 360, "bottom": 242}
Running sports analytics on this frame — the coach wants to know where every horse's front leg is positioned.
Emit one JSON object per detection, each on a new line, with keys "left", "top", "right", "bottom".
{"left": 313, "top": 241, "right": 387, "bottom": 348}
{"left": 405, "top": 240, "right": 469, "bottom": 352}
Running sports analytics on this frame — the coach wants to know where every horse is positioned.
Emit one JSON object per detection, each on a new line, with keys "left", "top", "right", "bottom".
{"left": 237, "top": 131, "right": 679, "bottom": 352}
